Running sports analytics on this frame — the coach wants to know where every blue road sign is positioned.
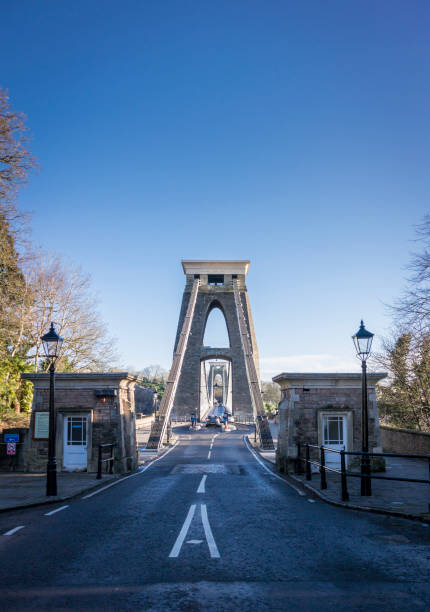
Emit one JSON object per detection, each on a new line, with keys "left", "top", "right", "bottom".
{"left": 4, "top": 433, "right": 19, "bottom": 443}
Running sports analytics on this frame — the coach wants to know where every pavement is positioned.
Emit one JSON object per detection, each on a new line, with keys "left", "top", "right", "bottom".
{"left": 0, "top": 472, "right": 120, "bottom": 512}
{"left": 253, "top": 421, "right": 430, "bottom": 522}
{"left": 0, "top": 424, "right": 429, "bottom": 611}
{"left": 0, "top": 415, "right": 167, "bottom": 512}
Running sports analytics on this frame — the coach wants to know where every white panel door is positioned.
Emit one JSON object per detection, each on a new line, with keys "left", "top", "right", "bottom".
{"left": 322, "top": 415, "right": 347, "bottom": 467}
{"left": 63, "top": 416, "right": 88, "bottom": 471}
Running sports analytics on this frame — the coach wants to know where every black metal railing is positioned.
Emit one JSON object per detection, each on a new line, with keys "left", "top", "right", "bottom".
{"left": 96, "top": 443, "right": 115, "bottom": 479}
{"left": 297, "top": 442, "right": 430, "bottom": 507}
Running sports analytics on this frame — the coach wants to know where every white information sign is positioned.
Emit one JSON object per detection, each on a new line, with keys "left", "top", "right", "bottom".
{"left": 34, "top": 412, "right": 49, "bottom": 439}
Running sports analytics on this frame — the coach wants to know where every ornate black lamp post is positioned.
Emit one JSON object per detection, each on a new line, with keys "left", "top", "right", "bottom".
{"left": 41, "top": 322, "right": 63, "bottom": 496}
{"left": 352, "top": 320, "right": 374, "bottom": 496}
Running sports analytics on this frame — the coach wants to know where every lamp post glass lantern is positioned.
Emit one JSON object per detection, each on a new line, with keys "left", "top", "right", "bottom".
{"left": 352, "top": 320, "right": 374, "bottom": 496}
{"left": 40, "top": 322, "right": 63, "bottom": 496}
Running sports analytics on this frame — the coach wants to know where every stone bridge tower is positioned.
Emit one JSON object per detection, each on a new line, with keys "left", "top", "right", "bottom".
{"left": 172, "top": 260, "right": 260, "bottom": 420}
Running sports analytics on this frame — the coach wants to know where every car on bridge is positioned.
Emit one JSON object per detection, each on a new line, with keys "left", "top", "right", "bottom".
{"left": 205, "top": 405, "right": 225, "bottom": 427}
{"left": 205, "top": 414, "right": 222, "bottom": 427}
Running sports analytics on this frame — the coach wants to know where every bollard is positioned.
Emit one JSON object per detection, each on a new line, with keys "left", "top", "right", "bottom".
{"left": 320, "top": 446, "right": 327, "bottom": 490}
{"left": 305, "top": 444, "right": 311, "bottom": 481}
{"left": 97, "top": 444, "right": 102, "bottom": 480}
{"left": 340, "top": 449, "right": 349, "bottom": 502}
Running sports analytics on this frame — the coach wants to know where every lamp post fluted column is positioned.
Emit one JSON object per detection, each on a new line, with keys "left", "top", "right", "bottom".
{"left": 41, "top": 322, "right": 63, "bottom": 497}
{"left": 361, "top": 358, "right": 371, "bottom": 496}
{"left": 46, "top": 360, "right": 57, "bottom": 496}
{"left": 352, "top": 320, "right": 374, "bottom": 498}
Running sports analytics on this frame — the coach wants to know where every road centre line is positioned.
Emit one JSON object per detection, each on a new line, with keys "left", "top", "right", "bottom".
{"left": 207, "top": 450, "right": 212, "bottom": 459}
{"left": 197, "top": 475, "right": 207, "bottom": 493}
{"left": 243, "top": 435, "right": 306, "bottom": 497}
{"left": 169, "top": 504, "right": 196, "bottom": 558}
{"left": 4, "top": 526, "right": 25, "bottom": 536}
{"left": 83, "top": 440, "right": 179, "bottom": 499}
{"left": 44, "top": 505, "right": 69, "bottom": 516}
{"left": 201, "top": 504, "right": 220, "bottom": 558}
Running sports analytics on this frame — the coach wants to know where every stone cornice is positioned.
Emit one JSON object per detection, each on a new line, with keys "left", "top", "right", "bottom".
{"left": 272, "top": 372, "right": 388, "bottom": 388}
{"left": 181, "top": 260, "right": 250, "bottom": 275}
{"left": 21, "top": 372, "right": 142, "bottom": 388}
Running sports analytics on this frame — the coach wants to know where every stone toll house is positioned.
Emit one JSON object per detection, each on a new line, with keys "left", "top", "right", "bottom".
{"left": 21, "top": 372, "right": 141, "bottom": 473}
{"left": 273, "top": 372, "right": 387, "bottom": 472}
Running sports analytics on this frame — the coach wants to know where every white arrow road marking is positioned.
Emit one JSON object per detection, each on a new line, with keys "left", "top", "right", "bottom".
{"left": 169, "top": 504, "right": 220, "bottom": 559}
{"left": 201, "top": 504, "right": 220, "bottom": 558}
{"left": 197, "top": 474, "right": 207, "bottom": 493}
{"left": 169, "top": 504, "right": 196, "bottom": 558}
{"left": 44, "top": 505, "right": 69, "bottom": 516}
{"left": 4, "top": 526, "right": 25, "bottom": 536}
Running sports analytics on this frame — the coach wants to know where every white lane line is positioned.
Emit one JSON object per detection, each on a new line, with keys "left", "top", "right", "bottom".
{"left": 207, "top": 450, "right": 212, "bottom": 459}
{"left": 44, "top": 505, "right": 69, "bottom": 516}
{"left": 197, "top": 474, "right": 207, "bottom": 493}
{"left": 201, "top": 504, "right": 220, "bottom": 558}
{"left": 307, "top": 499, "right": 316, "bottom": 504}
{"left": 4, "top": 526, "right": 25, "bottom": 536}
{"left": 168, "top": 504, "right": 196, "bottom": 558}
{"left": 83, "top": 440, "right": 179, "bottom": 499}
{"left": 243, "top": 435, "right": 306, "bottom": 497}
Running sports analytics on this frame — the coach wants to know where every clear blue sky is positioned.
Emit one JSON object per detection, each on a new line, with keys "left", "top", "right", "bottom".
{"left": 2, "top": 1, "right": 429, "bottom": 379}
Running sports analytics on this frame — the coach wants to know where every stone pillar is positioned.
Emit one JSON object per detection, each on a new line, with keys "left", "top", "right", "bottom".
{"left": 172, "top": 261, "right": 257, "bottom": 419}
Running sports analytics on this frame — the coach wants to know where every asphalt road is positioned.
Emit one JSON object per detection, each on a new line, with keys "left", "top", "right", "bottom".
{"left": 0, "top": 425, "right": 429, "bottom": 611}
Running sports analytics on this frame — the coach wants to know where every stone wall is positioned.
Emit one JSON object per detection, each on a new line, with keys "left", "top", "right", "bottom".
{"left": 135, "top": 386, "right": 157, "bottom": 415}
{"left": 381, "top": 426, "right": 430, "bottom": 455}
{"left": 0, "top": 428, "right": 30, "bottom": 472}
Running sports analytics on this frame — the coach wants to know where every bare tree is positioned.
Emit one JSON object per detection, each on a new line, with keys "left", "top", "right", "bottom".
{"left": 139, "top": 365, "right": 168, "bottom": 382}
{"left": 393, "top": 215, "right": 430, "bottom": 335}
{"left": 0, "top": 88, "right": 36, "bottom": 205}
{"left": 21, "top": 251, "right": 117, "bottom": 372}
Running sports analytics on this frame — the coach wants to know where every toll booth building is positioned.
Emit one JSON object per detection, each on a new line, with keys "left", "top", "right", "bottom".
{"left": 272, "top": 372, "right": 387, "bottom": 472}
{"left": 21, "top": 372, "right": 141, "bottom": 473}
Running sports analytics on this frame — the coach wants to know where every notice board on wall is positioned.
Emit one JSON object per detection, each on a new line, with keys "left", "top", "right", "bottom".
{"left": 34, "top": 412, "right": 49, "bottom": 439}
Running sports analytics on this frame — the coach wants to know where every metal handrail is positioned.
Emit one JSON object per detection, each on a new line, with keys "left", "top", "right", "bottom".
{"left": 97, "top": 443, "right": 115, "bottom": 479}
{"left": 297, "top": 442, "right": 430, "bottom": 506}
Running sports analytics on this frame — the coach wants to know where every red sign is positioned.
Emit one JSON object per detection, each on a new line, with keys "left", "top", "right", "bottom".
{"left": 7, "top": 442, "right": 16, "bottom": 456}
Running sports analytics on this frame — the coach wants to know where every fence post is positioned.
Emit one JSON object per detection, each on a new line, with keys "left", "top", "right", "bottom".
{"left": 428, "top": 455, "right": 430, "bottom": 514}
{"left": 305, "top": 444, "right": 311, "bottom": 480}
{"left": 320, "top": 445, "right": 327, "bottom": 490}
{"left": 97, "top": 444, "right": 102, "bottom": 480}
{"left": 295, "top": 442, "right": 301, "bottom": 475}
{"left": 340, "top": 449, "right": 349, "bottom": 502}
{"left": 109, "top": 444, "right": 114, "bottom": 474}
